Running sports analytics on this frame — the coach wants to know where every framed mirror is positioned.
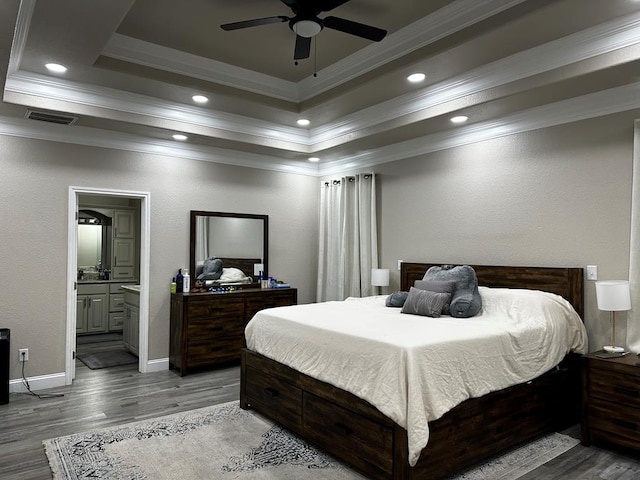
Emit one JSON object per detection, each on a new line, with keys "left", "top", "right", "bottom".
{"left": 190, "top": 211, "right": 268, "bottom": 285}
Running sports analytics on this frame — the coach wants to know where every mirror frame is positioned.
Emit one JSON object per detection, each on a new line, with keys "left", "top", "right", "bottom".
{"left": 189, "top": 210, "right": 269, "bottom": 283}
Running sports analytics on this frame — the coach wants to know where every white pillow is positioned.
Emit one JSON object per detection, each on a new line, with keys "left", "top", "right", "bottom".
{"left": 219, "top": 267, "right": 247, "bottom": 281}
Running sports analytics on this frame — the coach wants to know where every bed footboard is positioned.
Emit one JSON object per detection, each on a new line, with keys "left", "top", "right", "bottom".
{"left": 240, "top": 348, "right": 581, "bottom": 480}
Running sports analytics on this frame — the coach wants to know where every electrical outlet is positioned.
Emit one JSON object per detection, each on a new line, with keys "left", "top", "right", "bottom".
{"left": 19, "top": 348, "right": 28, "bottom": 362}
{"left": 586, "top": 265, "right": 597, "bottom": 281}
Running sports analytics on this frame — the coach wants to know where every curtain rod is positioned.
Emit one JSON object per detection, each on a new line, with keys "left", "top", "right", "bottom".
{"left": 322, "top": 173, "right": 374, "bottom": 187}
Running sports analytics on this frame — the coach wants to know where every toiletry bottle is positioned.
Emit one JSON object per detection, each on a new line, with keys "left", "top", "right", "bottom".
{"left": 170, "top": 277, "right": 177, "bottom": 294}
{"left": 183, "top": 268, "right": 190, "bottom": 293}
{"left": 176, "top": 269, "right": 184, "bottom": 293}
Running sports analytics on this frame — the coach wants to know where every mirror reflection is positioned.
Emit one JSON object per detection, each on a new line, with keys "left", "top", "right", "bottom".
{"left": 190, "top": 211, "right": 268, "bottom": 286}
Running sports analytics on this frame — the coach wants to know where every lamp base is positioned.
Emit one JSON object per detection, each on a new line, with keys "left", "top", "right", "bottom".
{"left": 603, "top": 345, "right": 625, "bottom": 353}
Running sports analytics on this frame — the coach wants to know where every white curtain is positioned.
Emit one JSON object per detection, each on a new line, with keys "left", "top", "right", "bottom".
{"left": 195, "top": 216, "right": 209, "bottom": 266}
{"left": 627, "top": 120, "right": 640, "bottom": 352}
{"left": 317, "top": 173, "right": 378, "bottom": 301}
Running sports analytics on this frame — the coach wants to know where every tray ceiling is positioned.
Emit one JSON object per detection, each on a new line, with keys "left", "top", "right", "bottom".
{"left": 2, "top": 0, "right": 640, "bottom": 175}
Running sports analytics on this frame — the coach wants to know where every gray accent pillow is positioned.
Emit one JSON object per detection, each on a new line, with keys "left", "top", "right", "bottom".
{"left": 413, "top": 280, "right": 456, "bottom": 315}
{"left": 401, "top": 287, "right": 451, "bottom": 318}
{"left": 385, "top": 291, "right": 409, "bottom": 307}
{"left": 423, "top": 265, "right": 482, "bottom": 318}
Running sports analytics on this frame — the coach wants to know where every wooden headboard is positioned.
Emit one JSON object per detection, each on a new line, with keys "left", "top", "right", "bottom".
{"left": 400, "top": 262, "right": 584, "bottom": 319}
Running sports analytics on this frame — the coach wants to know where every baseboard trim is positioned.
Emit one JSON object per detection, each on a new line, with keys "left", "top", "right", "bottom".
{"left": 9, "top": 371, "right": 67, "bottom": 393}
{"left": 146, "top": 357, "right": 169, "bottom": 373}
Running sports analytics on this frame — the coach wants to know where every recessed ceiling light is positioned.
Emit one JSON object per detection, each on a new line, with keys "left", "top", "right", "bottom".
{"left": 45, "top": 63, "right": 67, "bottom": 73}
{"left": 450, "top": 115, "right": 469, "bottom": 124}
{"left": 297, "top": 119, "right": 310, "bottom": 126}
{"left": 308, "top": 157, "right": 320, "bottom": 163}
{"left": 172, "top": 134, "right": 188, "bottom": 141}
{"left": 407, "top": 73, "right": 426, "bottom": 83}
{"left": 192, "top": 95, "right": 208, "bottom": 104}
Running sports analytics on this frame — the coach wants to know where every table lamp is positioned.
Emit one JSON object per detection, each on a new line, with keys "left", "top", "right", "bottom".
{"left": 595, "top": 280, "right": 631, "bottom": 353}
{"left": 371, "top": 268, "right": 389, "bottom": 293}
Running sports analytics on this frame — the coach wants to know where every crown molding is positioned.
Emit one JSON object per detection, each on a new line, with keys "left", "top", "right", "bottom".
{"left": 308, "top": 10, "right": 640, "bottom": 147}
{"left": 5, "top": 71, "right": 311, "bottom": 152}
{"left": 297, "top": 0, "right": 527, "bottom": 100}
{"left": 104, "top": 34, "right": 300, "bottom": 102}
{"left": 316, "top": 82, "right": 640, "bottom": 175}
{"left": 2, "top": 82, "right": 638, "bottom": 178}
{"left": 0, "top": 115, "right": 321, "bottom": 176}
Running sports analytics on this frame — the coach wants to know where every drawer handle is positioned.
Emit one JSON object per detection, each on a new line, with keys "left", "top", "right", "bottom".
{"left": 613, "top": 418, "right": 637, "bottom": 431}
{"left": 264, "top": 388, "right": 279, "bottom": 397}
{"left": 333, "top": 422, "right": 351, "bottom": 436}
{"left": 614, "top": 386, "right": 639, "bottom": 397}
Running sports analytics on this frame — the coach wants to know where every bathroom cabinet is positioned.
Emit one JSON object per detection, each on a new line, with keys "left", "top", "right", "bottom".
{"left": 76, "top": 283, "right": 108, "bottom": 334}
{"left": 169, "top": 288, "right": 297, "bottom": 376}
{"left": 123, "top": 286, "right": 140, "bottom": 356}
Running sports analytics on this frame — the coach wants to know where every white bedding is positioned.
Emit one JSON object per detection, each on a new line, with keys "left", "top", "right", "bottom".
{"left": 244, "top": 287, "right": 588, "bottom": 466}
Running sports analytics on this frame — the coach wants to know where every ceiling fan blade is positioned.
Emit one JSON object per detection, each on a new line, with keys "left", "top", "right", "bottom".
{"left": 220, "top": 16, "right": 289, "bottom": 31}
{"left": 294, "top": 35, "right": 311, "bottom": 60}
{"left": 319, "top": 0, "right": 350, "bottom": 12}
{"left": 323, "top": 16, "right": 387, "bottom": 41}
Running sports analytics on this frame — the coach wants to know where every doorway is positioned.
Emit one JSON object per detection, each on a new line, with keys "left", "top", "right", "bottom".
{"left": 65, "top": 186, "right": 151, "bottom": 384}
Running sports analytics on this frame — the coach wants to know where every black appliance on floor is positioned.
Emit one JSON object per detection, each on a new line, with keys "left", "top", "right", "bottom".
{"left": 0, "top": 328, "right": 9, "bottom": 404}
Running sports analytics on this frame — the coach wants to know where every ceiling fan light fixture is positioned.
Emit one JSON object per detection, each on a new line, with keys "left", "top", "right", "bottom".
{"left": 293, "top": 19, "right": 322, "bottom": 38}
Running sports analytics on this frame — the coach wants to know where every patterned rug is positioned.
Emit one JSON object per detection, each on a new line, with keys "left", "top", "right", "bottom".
{"left": 43, "top": 401, "right": 579, "bottom": 480}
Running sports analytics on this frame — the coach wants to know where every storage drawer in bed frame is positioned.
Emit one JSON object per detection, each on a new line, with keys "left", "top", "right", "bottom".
{"left": 241, "top": 348, "right": 581, "bottom": 480}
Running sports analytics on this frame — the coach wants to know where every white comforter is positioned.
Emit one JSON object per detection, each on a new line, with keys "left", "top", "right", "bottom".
{"left": 245, "top": 287, "right": 588, "bottom": 466}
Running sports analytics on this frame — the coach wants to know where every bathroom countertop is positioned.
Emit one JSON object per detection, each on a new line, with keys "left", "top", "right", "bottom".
{"left": 122, "top": 285, "right": 141, "bottom": 293}
{"left": 77, "top": 279, "right": 138, "bottom": 284}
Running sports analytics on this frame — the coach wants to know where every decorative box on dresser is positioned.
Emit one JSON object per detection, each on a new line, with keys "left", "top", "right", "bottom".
{"left": 170, "top": 287, "right": 297, "bottom": 376}
{"left": 582, "top": 351, "right": 640, "bottom": 451}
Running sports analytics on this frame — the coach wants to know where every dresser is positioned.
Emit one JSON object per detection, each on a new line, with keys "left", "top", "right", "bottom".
{"left": 169, "top": 288, "right": 297, "bottom": 376}
{"left": 581, "top": 351, "right": 640, "bottom": 451}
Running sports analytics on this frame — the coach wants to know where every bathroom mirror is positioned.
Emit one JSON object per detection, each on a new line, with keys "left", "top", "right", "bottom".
{"left": 77, "top": 210, "right": 112, "bottom": 271}
{"left": 189, "top": 211, "right": 268, "bottom": 283}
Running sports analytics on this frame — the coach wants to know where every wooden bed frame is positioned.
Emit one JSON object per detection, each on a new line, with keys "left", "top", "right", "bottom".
{"left": 240, "top": 263, "right": 584, "bottom": 479}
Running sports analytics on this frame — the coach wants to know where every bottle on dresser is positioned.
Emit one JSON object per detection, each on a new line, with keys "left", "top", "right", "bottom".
{"left": 176, "top": 269, "right": 184, "bottom": 293}
{"left": 183, "top": 269, "right": 190, "bottom": 293}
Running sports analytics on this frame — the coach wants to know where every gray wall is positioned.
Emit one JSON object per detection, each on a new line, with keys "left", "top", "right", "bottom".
{"left": 0, "top": 135, "right": 319, "bottom": 379}
{"left": 1, "top": 110, "right": 636, "bottom": 381}
{"left": 372, "top": 112, "right": 636, "bottom": 352}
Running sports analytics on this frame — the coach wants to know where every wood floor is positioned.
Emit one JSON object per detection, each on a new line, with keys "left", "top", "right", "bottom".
{"left": 1, "top": 338, "right": 640, "bottom": 480}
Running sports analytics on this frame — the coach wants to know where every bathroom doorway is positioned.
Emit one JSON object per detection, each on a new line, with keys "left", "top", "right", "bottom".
{"left": 65, "top": 186, "right": 151, "bottom": 384}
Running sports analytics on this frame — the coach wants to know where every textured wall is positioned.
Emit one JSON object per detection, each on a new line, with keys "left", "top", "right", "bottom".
{"left": 373, "top": 112, "right": 636, "bottom": 351}
{"left": 0, "top": 136, "right": 319, "bottom": 379}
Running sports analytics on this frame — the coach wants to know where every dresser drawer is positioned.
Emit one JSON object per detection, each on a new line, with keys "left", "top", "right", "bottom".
{"left": 589, "top": 367, "right": 640, "bottom": 407}
{"left": 245, "top": 368, "right": 302, "bottom": 430}
{"left": 187, "top": 298, "right": 244, "bottom": 322}
{"left": 186, "top": 335, "right": 244, "bottom": 367}
{"left": 245, "top": 291, "right": 296, "bottom": 320}
{"left": 588, "top": 398, "right": 640, "bottom": 450}
{"left": 303, "top": 392, "right": 393, "bottom": 476}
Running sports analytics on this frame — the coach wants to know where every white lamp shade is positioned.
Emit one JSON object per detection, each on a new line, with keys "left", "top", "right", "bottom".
{"left": 595, "top": 280, "right": 631, "bottom": 311}
{"left": 371, "top": 268, "right": 389, "bottom": 287}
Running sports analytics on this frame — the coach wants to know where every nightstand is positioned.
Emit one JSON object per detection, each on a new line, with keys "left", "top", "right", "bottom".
{"left": 582, "top": 351, "right": 640, "bottom": 451}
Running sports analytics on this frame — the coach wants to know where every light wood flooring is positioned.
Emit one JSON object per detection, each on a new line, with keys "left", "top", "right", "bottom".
{"left": 1, "top": 338, "right": 640, "bottom": 480}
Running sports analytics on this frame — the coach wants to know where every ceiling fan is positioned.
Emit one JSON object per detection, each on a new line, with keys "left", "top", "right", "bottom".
{"left": 220, "top": 0, "right": 387, "bottom": 61}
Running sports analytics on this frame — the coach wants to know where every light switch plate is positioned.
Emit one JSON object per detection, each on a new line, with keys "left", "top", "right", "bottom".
{"left": 586, "top": 265, "right": 597, "bottom": 281}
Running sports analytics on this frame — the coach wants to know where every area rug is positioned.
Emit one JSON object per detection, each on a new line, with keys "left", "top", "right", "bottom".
{"left": 43, "top": 401, "right": 579, "bottom": 480}
{"left": 76, "top": 349, "right": 137, "bottom": 369}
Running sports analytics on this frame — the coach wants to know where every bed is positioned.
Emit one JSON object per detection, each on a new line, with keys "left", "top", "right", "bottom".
{"left": 240, "top": 262, "right": 586, "bottom": 479}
